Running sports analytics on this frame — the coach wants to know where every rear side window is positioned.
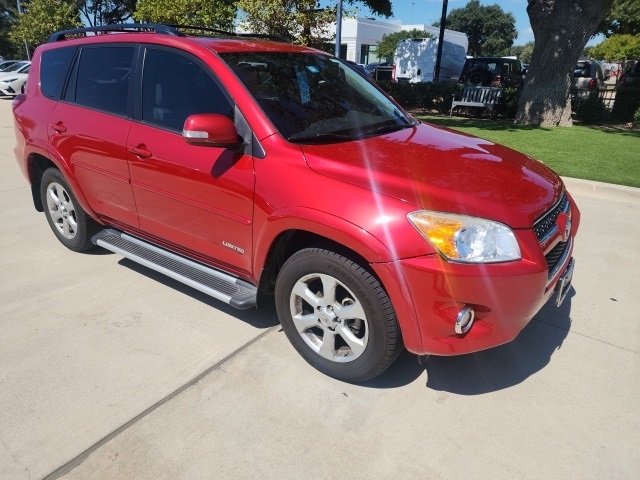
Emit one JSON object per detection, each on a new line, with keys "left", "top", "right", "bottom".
{"left": 72, "top": 46, "right": 134, "bottom": 116}
{"left": 141, "top": 48, "right": 233, "bottom": 132}
{"left": 41, "top": 47, "right": 76, "bottom": 100}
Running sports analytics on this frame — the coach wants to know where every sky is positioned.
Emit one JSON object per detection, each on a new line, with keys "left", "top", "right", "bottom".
{"left": 355, "top": 0, "right": 603, "bottom": 47}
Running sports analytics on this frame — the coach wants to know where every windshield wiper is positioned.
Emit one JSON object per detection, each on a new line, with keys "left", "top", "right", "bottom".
{"left": 356, "top": 122, "right": 416, "bottom": 137}
{"left": 287, "top": 131, "right": 353, "bottom": 144}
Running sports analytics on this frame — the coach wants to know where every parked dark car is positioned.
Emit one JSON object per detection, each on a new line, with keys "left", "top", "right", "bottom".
{"left": 459, "top": 57, "right": 524, "bottom": 88}
{"left": 619, "top": 59, "right": 640, "bottom": 87}
{"left": 364, "top": 62, "right": 394, "bottom": 81}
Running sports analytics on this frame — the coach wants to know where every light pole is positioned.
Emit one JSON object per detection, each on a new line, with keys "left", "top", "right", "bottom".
{"left": 335, "top": 0, "right": 343, "bottom": 58}
{"left": 16, "top": 0, "right": 30, "bottom": 60}
{"left": 434, "top": 0, "right": 448, "bottom": 82}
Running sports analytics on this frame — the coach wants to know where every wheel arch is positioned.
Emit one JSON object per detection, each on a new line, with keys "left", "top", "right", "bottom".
{"left": 28, "top": 150, "right": 98, "bottom": 219}
{"left": 253, "top": 209, "right": 393, "bottom": 309}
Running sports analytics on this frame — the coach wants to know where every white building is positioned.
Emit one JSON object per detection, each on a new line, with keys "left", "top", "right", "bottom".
{"left": 326, "top": 17, "right": 468, "bottom": 65}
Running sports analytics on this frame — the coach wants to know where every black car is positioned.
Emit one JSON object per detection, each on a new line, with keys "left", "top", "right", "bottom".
{"left": 620, "top": 59, "right": 639, "bottom": 87}
{"left": 459, "top": 57, "right": 524, "bottom": 88}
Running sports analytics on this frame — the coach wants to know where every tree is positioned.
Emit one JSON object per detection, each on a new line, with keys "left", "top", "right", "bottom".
{"left": 1, "top": 0, "right": 21, "bottom": 58}
{"left": 515, "top": 0, "right": 614, "bottom": 127}
{"left": 76, "top": 1, "right": 138, "bottom": 26}
{"left": 597, "top": 0, "right": 640, "bottom": 37}
{"left": 592, "top": 34, "right": 640, "bottom": 60}
{"left": 10, "top": 0, "right": 82, "bottom": 51}
{"left": 375, "top": 29, "right": 433, "bottom": 60}
{"left": 134, "top": 0, "right": 236, "bottom": 30}
{"left": 443, "top": 0, "right": 516, "bottom": 56}
{"left": 237, "top": 0, "right": 336, "bottom": 45}
{"left": 511, "top": 41, "right": 535, "bottom": 64}
{"left": 237, "top": 1, "right": 393, "bottom": 46}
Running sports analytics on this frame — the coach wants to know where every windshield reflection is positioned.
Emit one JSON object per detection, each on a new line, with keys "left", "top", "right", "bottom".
{"left": 220, "top": 52, "right": 416, "bottom": 143}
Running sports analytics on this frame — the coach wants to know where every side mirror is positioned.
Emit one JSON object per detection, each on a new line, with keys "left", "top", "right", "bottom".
{"left": 182, "top": 114, "right": 241, "bottom": 148}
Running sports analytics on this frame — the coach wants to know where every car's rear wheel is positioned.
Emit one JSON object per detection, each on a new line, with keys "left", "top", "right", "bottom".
{"left": 275, "top": 248, "right": 402, "bottom": 382}
{"left": 40, "top": 168, "right": 99, "bottom": 252}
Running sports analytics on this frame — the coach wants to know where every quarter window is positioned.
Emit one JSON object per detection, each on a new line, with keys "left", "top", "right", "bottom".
{"left": 142, "top": 48, "right": 233, "bottom": 132}
{"left": 41, "top": 47, "right": 76, "bottom": 100}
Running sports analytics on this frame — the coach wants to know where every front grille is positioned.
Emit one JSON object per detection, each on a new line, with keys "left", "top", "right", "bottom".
{"left": 546, "top": 240, "right": 567, "bottom": 271}
{"left": 534, "top": 193, "right": 569, "bottom": 242}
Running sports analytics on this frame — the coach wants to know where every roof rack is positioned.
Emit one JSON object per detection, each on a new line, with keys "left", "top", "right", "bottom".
{"left": 167, "top": 25, "right": 291, "bottom": 43}
{"left": 48, "top": 23, "right": 291, "bottom": 44}
{"left": 48, "top": 24, "right": 182, "bottom": 43}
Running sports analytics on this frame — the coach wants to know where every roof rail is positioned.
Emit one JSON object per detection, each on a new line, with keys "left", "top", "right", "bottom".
{"left": 48, "top": 24, "right": 182, "bottom": 43}
{"left": 167, "top": 25, "right": 291, "bottom": 43}
{"left": 48, "top": 23, "right": 291, "bottom": 44}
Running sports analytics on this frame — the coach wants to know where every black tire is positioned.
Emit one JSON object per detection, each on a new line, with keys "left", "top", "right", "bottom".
{"left": 468, "top": 68, "right": 492, "bottom": 86}
{"left": 275, "top": 248, "right": 402, "bottom": 382}
{"left": 40, "top": 168, "right": 100, "bottom": 252}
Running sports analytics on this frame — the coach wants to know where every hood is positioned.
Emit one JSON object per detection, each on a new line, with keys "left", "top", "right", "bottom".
{"left": 300, "top": 122, "right": 562, "bottom": 229}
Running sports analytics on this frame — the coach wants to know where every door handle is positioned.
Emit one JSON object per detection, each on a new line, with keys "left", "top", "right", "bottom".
{"left": 128, "top": 145, "right": 152, "bottom": 159}
{"left": 50, "top": 122, "right": 67, "bottom": 134}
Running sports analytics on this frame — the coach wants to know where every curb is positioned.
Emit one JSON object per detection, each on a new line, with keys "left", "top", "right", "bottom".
{"left": 561, "top": 176, "right": 640, "bottom": 201}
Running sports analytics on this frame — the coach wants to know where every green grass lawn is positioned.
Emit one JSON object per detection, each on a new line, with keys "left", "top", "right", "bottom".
{"left": 418, "top": 115, "right": 640, "bottom": 188}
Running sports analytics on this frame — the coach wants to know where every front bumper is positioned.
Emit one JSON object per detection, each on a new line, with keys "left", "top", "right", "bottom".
{"left": 372, "top": 200, "right": 580, "bottom": 356}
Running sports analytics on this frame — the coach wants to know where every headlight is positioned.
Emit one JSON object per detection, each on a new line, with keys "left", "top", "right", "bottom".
{"left": 1, "top": 78, "right": 18, "bottom": 83}
{"left": 407, "top": 211, "right": 521, "bottom": 263}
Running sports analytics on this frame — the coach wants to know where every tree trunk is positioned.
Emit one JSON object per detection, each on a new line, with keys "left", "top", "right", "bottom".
{"left": 515, "top": 0, "right": 613, "bottom": 126}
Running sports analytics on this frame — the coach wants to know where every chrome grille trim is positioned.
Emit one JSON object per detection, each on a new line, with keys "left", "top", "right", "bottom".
{"left": 547, "top": 238, "right": 572, "bottom": 282}
{"left": 534, "top": 191, "right": 569, "bottom": 243}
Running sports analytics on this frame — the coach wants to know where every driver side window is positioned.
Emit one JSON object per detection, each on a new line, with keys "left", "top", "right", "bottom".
{"left": 142, "top": 48, "right": 233, "bottom": 132}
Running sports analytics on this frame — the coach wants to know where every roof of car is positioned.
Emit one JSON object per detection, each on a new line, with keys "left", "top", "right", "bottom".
{"left": 45, "top": 23, "right": 323, "bottom": 55}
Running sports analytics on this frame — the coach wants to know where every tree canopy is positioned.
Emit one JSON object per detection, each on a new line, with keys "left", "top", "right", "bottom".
{"left": 597, "top": 0, "right": 640, "bottom": 37}
{"left": 592, "top": 34, "right": 640, "bottom": 61}
{"left": 76, "top": 1, "right": 138, "bottom": 26}
{"left": 237, "top": 0, "right": 335, "bottom": 45}
{"left": 237, "top": 0, "right": 394, "bottom": 47}
{"left": 10, "top": 0, "right": 82, "bottom": 51}
{"left": 511, "top": 41, "right": 535, "bottom": 64}
{"left": 375, "top": 29, "right": 434, "bottom": 60}
{"left": 443, "top": 0, "right": 516, "bottom": 57}
{"left": 134, "top": 0, "right": 236, "bottom": 30}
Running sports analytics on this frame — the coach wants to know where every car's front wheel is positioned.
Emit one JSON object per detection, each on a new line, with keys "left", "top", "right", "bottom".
{"left": 40, "top": 168, "right": 100, "bottom": 252}
{"left": 275, "top": 248, "right": 402, "bottom": 382}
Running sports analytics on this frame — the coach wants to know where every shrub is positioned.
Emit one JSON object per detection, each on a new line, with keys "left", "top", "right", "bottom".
{"left": 634, "top": 107, "right": 640, "bottom": 126}
{"left": 611, "top": 87, "right": 640, "bottom": 122}
{"left": 576, "top": 95, "right": 608, "bottom": 124}
{"left": 497, "top": 88, "right": 521, "bottom": 119}
{"left": 376, "top": 81, "right": 462, "bottom": 113}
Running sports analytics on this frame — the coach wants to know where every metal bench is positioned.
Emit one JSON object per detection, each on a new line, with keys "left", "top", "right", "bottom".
{"left": 450, "top": 86, "right": 503, "bottom": 119}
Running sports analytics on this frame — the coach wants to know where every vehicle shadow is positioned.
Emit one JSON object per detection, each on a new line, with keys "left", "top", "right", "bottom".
{"left": 366, "top": 288, "right": 574, "bottom": 392}
{"left": 118, "top": 258, "right": 279, "bottom": 330}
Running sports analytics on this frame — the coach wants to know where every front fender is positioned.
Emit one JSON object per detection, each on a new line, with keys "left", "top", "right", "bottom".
{"left": 253, "top": 206, "right": 394, "bottom": 278}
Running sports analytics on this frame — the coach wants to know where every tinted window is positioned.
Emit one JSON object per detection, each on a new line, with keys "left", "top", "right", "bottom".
{"left": 41, "top": 47, "right": 76, "bottom": 99}
{"left": 74, "top": 46, "right": 134, "bottom": 116}
{"left": 142, "top": 48, "right": 233, "bottom": 132}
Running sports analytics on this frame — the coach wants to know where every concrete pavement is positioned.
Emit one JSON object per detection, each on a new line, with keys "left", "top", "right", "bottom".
{"left": 0, "top": 97, "right": 638, "bottom": 480}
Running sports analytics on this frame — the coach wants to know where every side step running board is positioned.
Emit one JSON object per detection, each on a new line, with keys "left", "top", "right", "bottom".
{"left": 92, "top": 229, "right": 257, "bottom": 309}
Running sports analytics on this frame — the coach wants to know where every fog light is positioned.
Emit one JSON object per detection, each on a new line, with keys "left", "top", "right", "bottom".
{"left": 455, "top": 306, "right": 475, "bottom": 335}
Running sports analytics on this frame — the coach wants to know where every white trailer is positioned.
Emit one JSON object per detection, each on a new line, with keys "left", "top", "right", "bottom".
{"left": 394, "top": 37, "right": 467, "bottom": 83}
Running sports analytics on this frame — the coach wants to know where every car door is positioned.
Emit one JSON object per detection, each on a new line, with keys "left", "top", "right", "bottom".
{"left": 127, "top": 46, "right": 255, "bottom": 275}
{"left": 48, "top": 44, "right": 138, "bottom": 229}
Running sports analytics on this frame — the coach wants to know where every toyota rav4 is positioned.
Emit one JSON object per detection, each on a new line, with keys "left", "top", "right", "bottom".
{"left": 13, "top": 24, "right": 579, "bottom": 382}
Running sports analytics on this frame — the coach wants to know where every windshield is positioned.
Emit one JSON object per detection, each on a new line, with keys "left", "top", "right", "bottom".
{"left": 220, "top": 52, "right": 415, "bottom": 143}
{"left": 3, "top": 62, "right": 27, "bottom": 73}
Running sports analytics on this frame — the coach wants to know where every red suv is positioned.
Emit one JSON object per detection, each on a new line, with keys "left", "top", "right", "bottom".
{"left": 13, "top": 25, "right": 579, "bottom": 382}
